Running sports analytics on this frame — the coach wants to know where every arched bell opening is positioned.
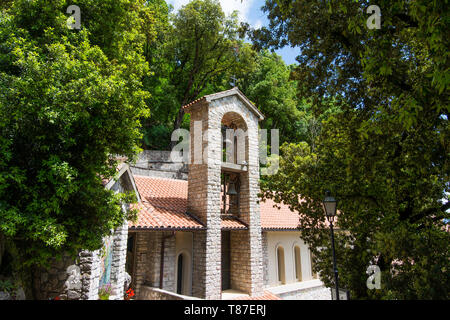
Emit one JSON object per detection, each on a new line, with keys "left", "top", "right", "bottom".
{"left": 220, "top": 112, "right": 249, "bottom": 218}
{"left": 221, "top": 172, "right": 240, "bottom": 216}
{"left": 221, "top": 112, "right": 249, "bottom": 166}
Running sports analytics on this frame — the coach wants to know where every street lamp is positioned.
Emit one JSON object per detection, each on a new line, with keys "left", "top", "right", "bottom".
{"left": 323, "top": 191, "right": 340, "bottom": 300}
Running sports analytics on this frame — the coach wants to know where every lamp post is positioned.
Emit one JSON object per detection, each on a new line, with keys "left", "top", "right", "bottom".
{"left": 323, "top": 191, "right": 339, "bottom": 300}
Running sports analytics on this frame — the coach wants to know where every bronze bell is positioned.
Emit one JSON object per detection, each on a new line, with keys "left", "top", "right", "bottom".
{"left": 226, "top": 182, "right": 238, "bottom": 195}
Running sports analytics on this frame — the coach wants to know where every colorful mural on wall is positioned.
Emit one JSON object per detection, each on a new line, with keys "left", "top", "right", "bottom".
{"left": 99, "top": 236, "right": 114, "bottom": 287}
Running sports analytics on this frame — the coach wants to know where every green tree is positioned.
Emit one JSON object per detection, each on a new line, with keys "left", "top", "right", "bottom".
{"left": 141, "top": 0, "right": 243, "bottom": 149}
{"left": 0, "top": 0, "right": 151, "bottom": 294}
{"left": 250, "top": 0, "right": 448, "bottom": 124}
{"left": 170, "top": 0, "right": 241, "bottom": 132}
{"left": 234, "top": 50, "right": 303, "bottom": 144}
{"left": 140, "top": 0, "right": 176, "bottom": 149}
{"left": 231, "top": 48, "right": 341, "bottom": 155}
{"left": 257, "top": 0, "right": 449, "bottom": 299}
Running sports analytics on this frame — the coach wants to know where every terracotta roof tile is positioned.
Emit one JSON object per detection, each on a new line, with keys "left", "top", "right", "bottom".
{"left": 181, "top": 96, "right": 206, "bottom": 109}
{"left": 259, "top": 198, "right": 300, "bottom": 230}
{"left": 221, "top": 216, "right": 248, "bottom": 230}
{"left": 129, "top": 176, "right": 204, "bottom": 230}
{"left": 129, "top": 175, "right": 302, "bottom": 231}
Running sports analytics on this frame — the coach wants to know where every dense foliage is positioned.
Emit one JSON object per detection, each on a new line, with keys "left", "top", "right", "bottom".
{"left": 0, "top": 0, "right": 447, "bottom": 300}
{"left": 142, "top": 0, "right": 243, "bottom": 148}
{"left": 256, "top": 0, "right": 449, "bottom": 299}
{"left": 141, "top": 0, "right": 311, "bottom": 149}
{"left": 0, "top": 0, "right": 151, "bottom": 272}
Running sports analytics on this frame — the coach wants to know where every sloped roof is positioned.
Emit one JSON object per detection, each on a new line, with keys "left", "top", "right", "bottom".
{"left": 259, "top": 197, "right": 301, "bottom": 230}
{"left": 129, "top": 175, "right": 301, "bottom": 231}
{"left": 221, "top": 216, "right": 248, "bottom": 230}
{"left": 129, "top": 176, "right": 204, "bottom": 230}
{"left": 102, "top": 162, "right": 141, "bottom": 202}
{"left": 182, "top": 87, "right": 265, "bottom": 121}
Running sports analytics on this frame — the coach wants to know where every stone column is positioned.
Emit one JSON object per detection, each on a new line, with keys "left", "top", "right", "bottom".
{"left": 109, "top": 220, "right": 128, "bottom": 300}
{"left": 187, "top": 103, "right": 222, "bottom": 300}
{"left": 185, "top": 91, "right": 265, "bottom": 299}
{"left": 133, "top": 232, "right": 152, "bottom": 297}
{"left": 79, "top": 249, "right": 101, "bottom": 300}
{"left": 238, "top": 169, "right": 264, "bottom": 297}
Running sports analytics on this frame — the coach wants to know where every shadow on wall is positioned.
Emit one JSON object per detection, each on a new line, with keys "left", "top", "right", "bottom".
{"left": 0, "top": 236, "right": 27, "bottom": 300}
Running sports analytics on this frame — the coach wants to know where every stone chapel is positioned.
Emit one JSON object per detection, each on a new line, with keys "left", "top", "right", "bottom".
{"left": 125, "top": 88, "right": 332, "bottom": 300}
{"left": 23, "top": 87, "right": 331, "bottom": 300}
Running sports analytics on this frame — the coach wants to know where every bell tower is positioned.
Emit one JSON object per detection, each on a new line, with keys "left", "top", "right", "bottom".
{"left": 183, "top": 87, "right": 265, "bottom": 299}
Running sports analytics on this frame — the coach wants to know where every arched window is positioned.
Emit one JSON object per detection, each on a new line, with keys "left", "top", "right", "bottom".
{"left": 294, "top": 246, "right": 302, "bottom": 281}
{"left": 276, "top": 246, "right": 286, "bottom": 285}
{"left": 175, "top": 251, "right": 192, "bottom": 295}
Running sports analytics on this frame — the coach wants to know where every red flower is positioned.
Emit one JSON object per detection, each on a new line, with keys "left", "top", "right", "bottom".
{"left": 53, "top": 296, "right": 60, "bottom": 300}
{"left": 125, "top": 288, "right": 135, "bottom": 300}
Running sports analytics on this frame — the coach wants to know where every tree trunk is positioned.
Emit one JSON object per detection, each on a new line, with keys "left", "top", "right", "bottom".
{"left": 171, "top": 91, "right": 193, "bottom": 149}
{"left": 171, "top": 107, "right": 186, "bottom": 150}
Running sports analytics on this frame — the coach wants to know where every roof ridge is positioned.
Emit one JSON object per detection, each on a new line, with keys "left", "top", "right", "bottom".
{"left": 181, "top": 87, "right": 265, "bottom": 120}
{"left": 133, "top": 174, "right": 186, "bottom": 183}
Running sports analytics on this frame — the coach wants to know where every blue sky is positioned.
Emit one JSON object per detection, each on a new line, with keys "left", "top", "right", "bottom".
{"left": 166, "top": 0, "right": 300, "bottom": 65}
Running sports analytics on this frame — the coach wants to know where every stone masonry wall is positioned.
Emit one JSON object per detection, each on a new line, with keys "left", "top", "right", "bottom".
{"left": 79, "top": 249, "right": 101, "bottom": 300}
{"left": 32, "top": 249, "right": 101, "bottom": 300}
{"left": 133, "top": 231, "right": 176, "bottom": 299}
{"left": 162, "top": 233, "right": 176, "bottom": 292}
{"left": 187, "top": 101, "right": 222, "bottom": 300}
{"left": 185, "top": 94, "right": 264, "bottom": 299}
{"left": 34, "top": 220, "right": 127, "bottom": 300}
{"left": 192, "top": 231, "right": 207, "bottom": 298}
{"left": 33, "top": 253, "right": 81, "bottom": 300}
{"left": 131, "top": 150, "right": 188, "bottom": 180}
{"left": 230, "top": 230, "right": 250, "bottom": 292}
{"left": 133, "top": 232, "right": 151, "bottom": 295}
{"left": 209, "top": 96, "right": 264, "bottom": 297}
{"left": 109, "top": 219, "right": 128, "bottom": 300}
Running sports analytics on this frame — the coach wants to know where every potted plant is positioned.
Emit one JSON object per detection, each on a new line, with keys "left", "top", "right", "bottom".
{"left": 98, "top": 284, "right": 112, "bottom": 300}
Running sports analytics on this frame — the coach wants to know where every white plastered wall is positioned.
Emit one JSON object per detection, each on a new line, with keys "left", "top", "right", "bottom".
{"left": 175, "top": 232, "right": 193, "bottom": 296}
{"left": 266, "top": 231, "right": 314, "bottom": 287}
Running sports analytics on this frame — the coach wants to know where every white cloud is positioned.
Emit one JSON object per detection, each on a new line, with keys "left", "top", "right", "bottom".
{"left": 253, "top": 19, "right": 262, "bottom": 29}
{"left": 167, "top": 0, "right": 255, "bottom": 23}
{"left": 167, "top": 0, "right": 190, "bottom": 12}
{"left": 220, "top": 0, "right": 254, "bottom": 22}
